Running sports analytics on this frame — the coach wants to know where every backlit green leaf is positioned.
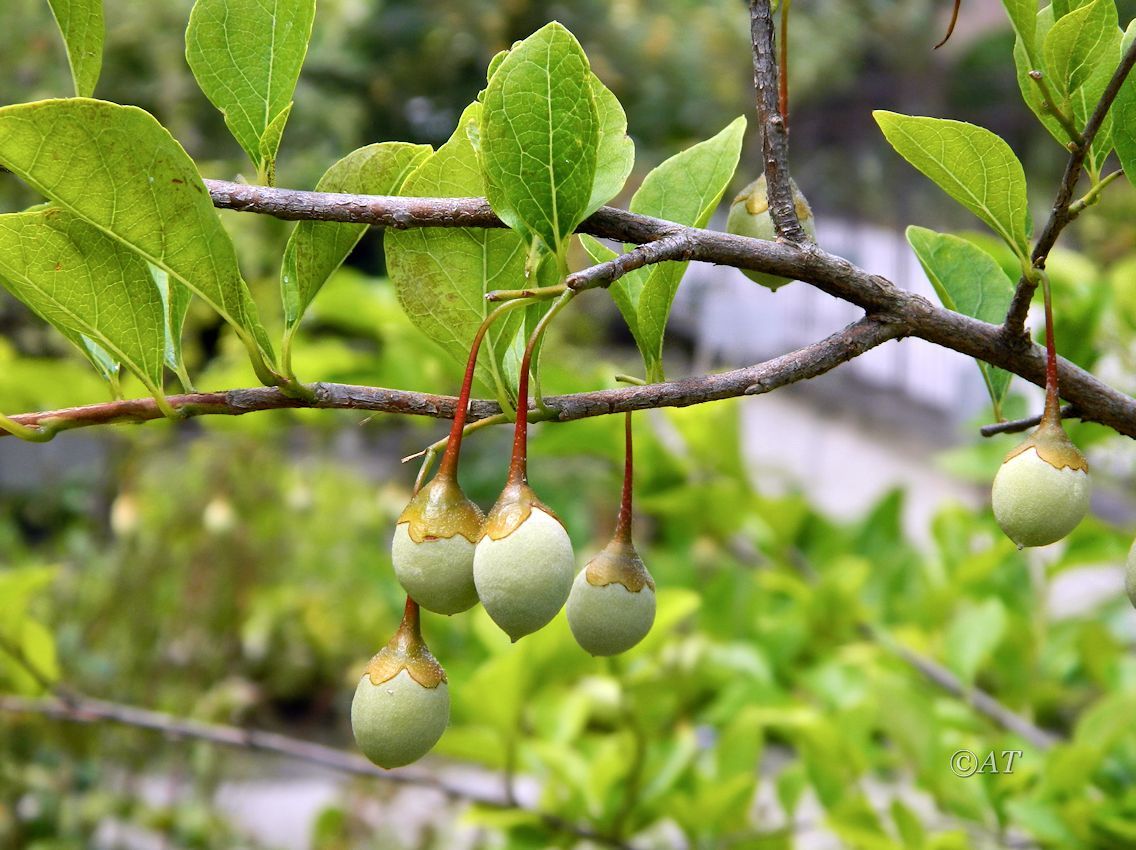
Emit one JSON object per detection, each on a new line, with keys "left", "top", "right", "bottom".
{"left": 186, "top": 0, "right": 316, "bottom": 179}
{"left": 281, "top": 142, "right": 431, "bottom": 366}
{"left": 386, "top": 103, "right": 528, "bottom": 408}
{"left": 0, "top": 209, "right": 166, "bottom": 397}
{"left": 875, "top": 111, "right": 1032, "bottom": 257}
{"left": 582, "top": 116, "right": 744, "bottom": 381}
{"left": 0, "top": 99, "right": 276, "bottom": 382}
{"left": 906, "top": 226, "right": 1015, "bottom": 411}
{"left": 46, "top": 0, "right": 104, "bottom": 97}
{"left": 584, "top": 73, "right": 634, "bottom": 217}
{"left": 479, "top": 22, "right": 599, "bottom": 256}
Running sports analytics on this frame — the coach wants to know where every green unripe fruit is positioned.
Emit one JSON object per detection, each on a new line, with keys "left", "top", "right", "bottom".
{"left": 351, "top": 669, "right": 450, "bottom": 769}
{"left": 992, "top": 418, "right": 1090, "bottom": 548}
{"left": 473, "top": 482, "right": 575, "bottom": 641}
{"left": 392, "top": 474, "right": 484, "bottom": 615}
{"left": 1123, "top": 537, "right": 1136, "bottom": 611}
{"left": 567, "top": 535, "right": 656, "bottom": 656}
{"left": 726, "top": 174, "right": 816, "bottom": 291}
{"left": 350, "top": 602, "right": 449, "bottom": 769}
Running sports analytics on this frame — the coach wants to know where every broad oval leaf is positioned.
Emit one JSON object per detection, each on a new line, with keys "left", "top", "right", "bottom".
{"left": 906, "top": 226, "right": 1015, "bottom": 412}
{"left": 874, "top": 111, "right": 1032, "bottom": 257}
{"left": 479, "top": 22, "right": 600, "bottom": 256}
{"left": 1043, "top": 0, "right": 1117, "bottom": 99}
{"left": 1001, "top": 0, "right": 1040, "bottom": 62}
{"left": 186, "top": 0, "right": 316, "bottom": 180}
{"left": 387, "top": 103, "right": 528, "bottom": 408}
{"left": 1107, "top": 21, "right": 1136, "bottom": 186}
{"left": 584, "top": 73, "right": 634, "bottom": 218}
{"left": 582, "top": 116, "right": 745, "bottom": 382}
{"left": 0, "top": 99, "right": 276, "bottom": 380}
{"left": 0, "top": 209, "right": 166, "bottom": 395}
{"left": 47, "top": 0, "right": 104, "bottom": 98}
{"left": 281, "top": 142, "right": 431, "bottom": 342}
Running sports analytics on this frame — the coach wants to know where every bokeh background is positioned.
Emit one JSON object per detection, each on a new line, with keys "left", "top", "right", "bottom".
{"left": 4, "top": 1, "right": 1136, "bottom": 848}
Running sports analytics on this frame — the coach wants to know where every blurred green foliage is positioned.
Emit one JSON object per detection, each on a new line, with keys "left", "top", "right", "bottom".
{"left": 3, "top": 1, "right": 1136, "bottom": 849}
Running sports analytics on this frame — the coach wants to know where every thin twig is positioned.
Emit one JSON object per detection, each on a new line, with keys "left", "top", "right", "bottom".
{"left": 980, "top": 404, "right": 1078, "bottom": 438}
{"left": 749, "top": 0, "right": 805, "bottom": 242}
{"left": 0, "top": 319, "right": 908, "bottom": 440}
{"left": 564, "top": 232, "right": 694, "bottom": 291}
{"left": 0, "top": 693, "right": 638, "bottom": 850}
{"left": 861, "top": 624, "right": 1059, "bottom": 750}
{"left": 1004, "top": 37, "right": 1136, "bottom": 333}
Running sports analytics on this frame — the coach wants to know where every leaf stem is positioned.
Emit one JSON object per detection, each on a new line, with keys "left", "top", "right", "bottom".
{"left": 507, "top": 290, "right": 576, "bottom": 485}
{"left": 437, "top": 300, "right": 530, "bottom": 479}
{"left": 485, "top": 284, "right": 567, "bottom": 303}
{"left": 1068, "top": 168, "right": 1124, "bottom": 217}
{"left": 614, "top": 412, "right": 634, "bottom": 541}
{"left": 1040, "top": 271, "right": 1060, "bottom": 424}
{"left": 1027, "top": 70, "right": 1081, "bottom": 144}
{"left": 0, "top": 413, "right": 55, "bottom": 442}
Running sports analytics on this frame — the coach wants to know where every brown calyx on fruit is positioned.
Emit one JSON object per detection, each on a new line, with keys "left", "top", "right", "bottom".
{"left": 398, "top": 471, "right": 484, "bottom": 544}
{"left": 1003, "top": 411, "right": 1088, "bottom": 473}
{"left": 585, "top": 535, "right": 655, "bottom": 593}
{"left": 481, "top": 479, "right": 559, "bottom": 541}
{"left": 365, "top": 598, "right": 447, "bottom": 689}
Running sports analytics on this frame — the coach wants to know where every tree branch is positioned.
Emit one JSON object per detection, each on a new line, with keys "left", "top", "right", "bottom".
{"left": 0, "top": 318, "right": 905, "bottom": 439}
{"left": 980, "top": 404, "right": 1078, "bottom": 438}
{"left": 0, "top": 693, "right": 637, "bottom": 850}
{"left": 861, "top": 624, "right": 1060, "bottom": 750}
{"left": 749, "top": 0, "right": 806, "bottom": 242}
{"left": 1003, "top": 37, "right": 1136, "bottom": 333}
{"left": 565, "top": 232, "right": 695, "bottom": 291}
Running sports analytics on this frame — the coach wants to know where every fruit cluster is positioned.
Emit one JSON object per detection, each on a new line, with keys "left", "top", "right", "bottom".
{"left": 350, "top": 307, "right": 656, "bottom": 769}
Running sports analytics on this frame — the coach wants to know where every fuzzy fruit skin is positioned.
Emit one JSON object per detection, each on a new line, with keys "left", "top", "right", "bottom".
{"left": 473, "top": 507, "right": 575, "bottom": 641}
{"left": 992, "top": 447, "right": 1090, "bottom": 548}
{"left": 392, "top": 525, "right": 479, "bottom": 615}
{"left": 351, "top": 669, "right": 449, "bottom": 769}
{"left": 725, "top": 175, "right": 816, "bottom": 291}
{"left": 1125, "top": 539, "right": 1136, "bottom": 610}
{"left": 567, "top": 573, "right": 656, "bottom": 656}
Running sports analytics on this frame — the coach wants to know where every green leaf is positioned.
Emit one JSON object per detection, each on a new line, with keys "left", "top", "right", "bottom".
{"left": 582, "top": 116, "right": 744, "bottom": 381}
{"left": 479, "top": 22, "right": 599, "bottom": 256}
{"left": 386, "top": 103, "right": 528, "bottom": 408}
{"left": 0, "top": 99, "right": 277, "bottom": 381}
{"left": 874, "top": 111, "right": 1032, "bottom": 257}
{"left": 46, "top": 0, "right": 104, "bottom": 97}
{"left": 1014, "top": 9, "right": 1066, "bottom": 146}
{"left": 1002, "top": 0, "right": 1040, "bottom": 61}
{"left": 906, "top": 227, "right": 1015, "bottom": 411}
{"left": 281, "top": 142, "right": 431, "bottom": 356}
{"left": 584, "top": 74, "right": 634, "bottom": 217}
{"left": 150, "top": 264, "right": 193, "bottom": 389}
{"left": 185, "top": 0, "right": 316, "bottom": 179}
{"left": 1043, "top": 0, "right": 1117, "bottom": 98}
{"left": 1110, "top": 22, "right": 1136, "bottom": 186}
{"left": 0, "top": 209, "right": 167, "bottom": 398}
{"left": 944, "top": 598, "right": 1007, "bottom": 685}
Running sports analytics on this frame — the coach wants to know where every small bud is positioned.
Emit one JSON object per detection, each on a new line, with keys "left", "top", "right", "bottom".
{"left": 473, "top": 482, "right": 574, "bottom": 641}
{"left": 725, "top": 174, "right": 816, "bottom": 291}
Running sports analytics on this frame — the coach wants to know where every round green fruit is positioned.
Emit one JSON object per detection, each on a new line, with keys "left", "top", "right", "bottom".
{"left": 725, "top": 174, "right": 816, "bottom": 291}
{"left": 992, "top": 429, "right": 1090, "bottom": 548}
{"left": 351, "top": 669, "right": 450, "bottom": 769}
{"left": 567, "top": 536, "right": 655, "bottom": 656}
{"left": 392, "top": 474, "right": 484, "bottom": 615}
{"left": 473, "top": 485, "right": 575, "bottom": 641}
